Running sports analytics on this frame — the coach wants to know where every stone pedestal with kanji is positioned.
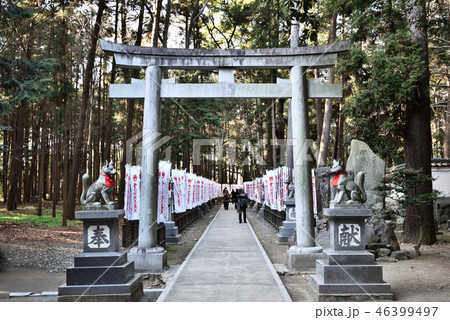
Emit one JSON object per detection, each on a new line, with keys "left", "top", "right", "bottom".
{"left": 309, "top": 207, "right": 393, "bottom": 301}
{"left": 277, "top": 198, "right": 296, "bottom": 244}
{"left": 58, "top": 210, "right": 143, "bottom": 302}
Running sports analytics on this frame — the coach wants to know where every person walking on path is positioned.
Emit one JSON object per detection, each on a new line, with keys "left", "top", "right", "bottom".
{"left": 237, "top": 189, "right": 248, "bottom": 223}
{"left": 231, "top": 189, "right": 237, "bottom": 209}
{"left": 223, "top": 187, "right": 231, "bottom": 210}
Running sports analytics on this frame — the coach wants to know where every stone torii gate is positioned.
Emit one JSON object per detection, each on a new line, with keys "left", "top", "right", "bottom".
{"left": 101, "top": 39, "right": 350, "bottom": 272}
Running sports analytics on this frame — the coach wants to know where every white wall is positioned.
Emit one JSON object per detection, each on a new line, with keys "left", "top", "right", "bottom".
{"left": 432, "top": 168, "right": 450, "bottom": 198}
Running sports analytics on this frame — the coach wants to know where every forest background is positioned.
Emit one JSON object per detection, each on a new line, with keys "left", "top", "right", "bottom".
{"left": 0, "top": 0, "right": 448, "bottom": 245}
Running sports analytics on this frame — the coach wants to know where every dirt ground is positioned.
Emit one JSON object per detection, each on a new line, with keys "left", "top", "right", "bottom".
{"left": 1, "top": 204, "right": 450, "bottom": 302}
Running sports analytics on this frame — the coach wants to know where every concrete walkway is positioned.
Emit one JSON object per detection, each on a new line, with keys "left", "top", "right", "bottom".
{"left": 157, "top": 206, "right": 292, "bottom": 302}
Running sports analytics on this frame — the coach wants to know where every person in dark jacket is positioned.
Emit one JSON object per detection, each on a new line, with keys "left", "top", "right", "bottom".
{"left": 236, "top": 189, "right": 248, "bottom": 223}
{"left": 231, "top": 189, "right": 238, "bottom": 209}
{"left": 223, "top": 187, "right": 230, "bottom": 210}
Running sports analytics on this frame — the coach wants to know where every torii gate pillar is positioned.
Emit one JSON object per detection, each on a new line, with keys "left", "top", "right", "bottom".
{"left": 287, "top": 65, "right": 323, "bottom": 271}
{"left": 128, "top": 66, "right": 167, "bottom": 272}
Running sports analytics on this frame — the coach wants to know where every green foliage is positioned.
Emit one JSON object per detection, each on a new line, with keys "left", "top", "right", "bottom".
{"left": 0, "top": 57, "right": 56, "bottom": 112}
{"left": 336, "top": 7, "right": 426, "bottom": 166}
{"left": 374, "top": 168, "right": 440, "bottom": 220}
{"left": 288, "top": 0, "right": 319, "bottom": 43}
{"left": 0, "top": 209, "right": 82, "bottom": 229}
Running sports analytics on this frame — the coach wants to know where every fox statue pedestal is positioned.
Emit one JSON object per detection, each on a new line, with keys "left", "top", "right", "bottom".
{"left": 58, "top": 210, "right": 143, "bottom": 302}
{"left": 309, "top": 206, "right": 393, "bottom": 301}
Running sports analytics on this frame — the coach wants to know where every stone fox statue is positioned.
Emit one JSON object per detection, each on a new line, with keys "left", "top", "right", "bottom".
{"left": 330, "top": 159, "right": 367, "bottom": 205}
{"left": 80, "top": 161, "right": 117, "bottom": 205}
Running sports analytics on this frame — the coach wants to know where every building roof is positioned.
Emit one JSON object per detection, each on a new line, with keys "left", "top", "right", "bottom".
{"left": 431, "top": 158, "right": 450, "bottom": 167}
{"left": 386, "top": 159, "right": 450, "bottom": 173}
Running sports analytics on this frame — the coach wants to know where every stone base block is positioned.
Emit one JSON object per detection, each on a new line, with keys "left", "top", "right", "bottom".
{"left": 197, "top": 207, "right": 204, "bottom": 219}
{"left": 166, "top": 235, "right": 181, "bottom": 243}
{"left": 316, "top": 260, "right": 383, "bottom": 284}
{"left": 307, "top": 283, "right": 393, "bottom": 302}
{"left": 128, "top": 246, "right": 167, "bottom": 272}
{"left": 309, "top": 275, "right": 393, "bottom": 301}
{"left": 277, "top": 221, "right": 296, "bottom": 244}
{"left": 58, "top": 275, "right": 143, "bottom": 302}
{"left": 66, "top": 261, "right": 135, "bottom": 285}
{"left": 165, "top": 221, "right": 181, "bottom": 244}
{"left": 322, "top": 249, "right": 375, "bottom": 265}
{"left": 74, "top": 251, "right": 128, "bottom": 267}
{"left": 258, "top": 206, "right": 265, "bottom": 219}
{"left": 286, "top": 246, "right": 323, "bottom": 272}
{"left": 82, "top": 204, "right": 119, "bottom": 211}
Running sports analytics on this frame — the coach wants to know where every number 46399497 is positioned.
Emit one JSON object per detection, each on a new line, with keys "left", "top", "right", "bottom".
{"left": 375, "top": 307, "right": 438, "bottom": 317}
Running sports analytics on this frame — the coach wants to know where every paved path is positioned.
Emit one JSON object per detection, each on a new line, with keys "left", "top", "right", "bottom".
{"left": 157, "top": 206, "right": 292, "bottom": 302}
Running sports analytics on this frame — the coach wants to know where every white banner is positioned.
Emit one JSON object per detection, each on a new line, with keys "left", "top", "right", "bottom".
{"left": 172, "top": 169, "right": 186, "bottom": 214}
{"left": 216, "top": 184, "right": 222, "bottom": 198}
{"left": 243, "top": 181, "right": 253, "bottom": 201}
{"left": 194, "top": 176, "right": 200, "bottom": 207}
{"left": 262, "top": 174, "right": 269, "bottom": 207}
{"left": 124, "top": 165, "right": 141, "bottom": 221}
{"left": 282, "top": 166, "right": 288, "bottom": 202}
{"left": 268, "top": 170, "right": 277, "bottom": 210}
{"left": 312, "top": 168, "right": 317, "bottom": 214}
{"left": 157, "top": 161, "right": 171, "bottom": 223}
{"left": 255, "top": 178, "right": 262, "bottom": 203}
{"left": 186, "top": 173, "right": 195, "bottom": 210}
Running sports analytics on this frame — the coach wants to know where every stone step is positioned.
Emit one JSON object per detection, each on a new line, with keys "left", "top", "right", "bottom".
{"left": 316, "top": 259, "right": 384, "bottom": 284}
{"left": 165, "top": 235, "right": 181, "bottom": 243}
{"left": 74, "top": 252, "right": 128, "bottom": 267}
{"left": 309, "top": 274, "right": 392, "bottom": 295}
{"left": 322, "top": 249, "right": 375, "bottom": 265}
{"left": 66, "top": 260, "right": 135, "bottom": 286}
{"left": 58, "top": 275, "right": 142, "bottom": 297}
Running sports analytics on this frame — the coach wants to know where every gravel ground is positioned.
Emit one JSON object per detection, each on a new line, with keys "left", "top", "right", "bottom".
{"left": 0, "top": 222, "right": 83, "bottom": 273}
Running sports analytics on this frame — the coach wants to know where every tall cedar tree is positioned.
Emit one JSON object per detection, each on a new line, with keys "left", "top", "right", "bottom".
{"left": 404, "top": 0, "right": 436, "bottom": 244}
{"left": 64, "top": 0, "right": 107, "bottom": 222}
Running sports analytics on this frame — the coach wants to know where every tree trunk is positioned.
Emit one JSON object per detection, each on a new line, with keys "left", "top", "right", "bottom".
{"left": 64, "top": 0, "right": 107, "bottom": 221}
{"left": 52, "top": 134, "right": 59, "bottom": 217}
{"left": 276, "top": 98, "right": 286, "bottom": 165}
{"left": 37, "top": 113, "right": 47, "bottom": 216}
{"left": 183, "top": 113, "right": 191, "bottom": 171}
{"left": 403, "top": 0, "right": 436, "bottom": 245}
{"left": 185, "top": 0, "right": 200, "bottom": 49}
{"left": 151, "top": 0, "right": 163, "bottom": 47}
{"left": 103, "top": 0, "right": 120, "bottom": 164}
{"left": 2, "top": 118, "right": 10, "bottom": 203}
{"left": 271, "top": 101, "right": 276, "bottom": 168}
{"left": 317, "top": 13, "right": 337, "bottom": 167}
{"left": 7, "top": 102, "right": 27, "bottom": 210}
{"left": 24, "top": 113, "right": 38, "bottom": 202}
{"left": 93, "top": 56, "right": 102, "bottom": 177}
{"left": 118, "top": 0, "right": 145, "bottom": 209}
{"left": 162, "top": 0, "right": 172, "bottom": 48}
{"left": 444, "top": 70, "right": 450, "bottom": 158}
{"left": 315, "top": 70, "right": 324, "bottom": 143}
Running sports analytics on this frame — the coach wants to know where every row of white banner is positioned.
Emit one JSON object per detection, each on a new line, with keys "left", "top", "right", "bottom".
{"left": 124, "top": 162, "right": 223, "bottom": 222}
{"left": 223, "top": 167, "right": 292, "bottom": 212}
{"left": 230, "top": 166, "right": 317, "bottom": 213}
{"left": 125, "top": 163, "right": 316, "bottom": 222}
